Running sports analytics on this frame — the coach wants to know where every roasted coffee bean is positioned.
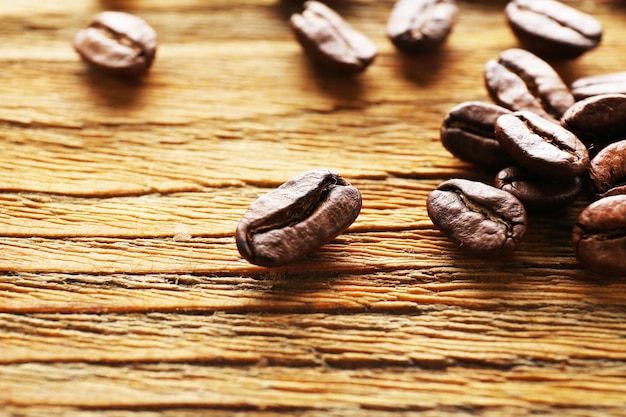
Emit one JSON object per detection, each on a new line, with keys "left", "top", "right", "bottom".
{"left": 427, "top": 178, "right": 527, "bottom": 257}
{"left": 571, "top": 72, "right": 626, "bottom": 101}
{"left": 440, "top": 101, "right": 514, "bottom": 171}
{"left": 505, "top": 0, "right": 602, "bottom": 59}
{"left": 73, "top": 11, "right": 157, "bottom": 78}
{"left": 587, "top": 139, "right": 626, "bottom": 200}
{"left": 386, "top": 0, "right": 458, "bottom": 53}
{"left": 495, "top": 165, "right": 582, "bottom": 211}
{"left": 561, "top": 94, "right": 626, "bottom": 145}
{"left": 572, "top": 195, "right": 626, "bottom": 277}
{"left": 290, "top": 1, "right": 377, "bottom": 73}
{"left": 495, "top": 111, "right": 589, "bottom": 180}
{"left": 235, "top": 169, "right": 362, "bottom": 267}
{"left": 484, "top": 48, "right": 575, "bottom": 120}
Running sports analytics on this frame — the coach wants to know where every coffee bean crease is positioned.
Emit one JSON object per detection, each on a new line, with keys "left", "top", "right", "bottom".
{"left": 453, "top": 189, "right": 518, "bottom": 239}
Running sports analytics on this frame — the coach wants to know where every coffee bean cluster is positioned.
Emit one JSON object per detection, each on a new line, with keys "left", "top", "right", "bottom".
{"left": 431, "top": 2, "right": 626, "bottom": 276}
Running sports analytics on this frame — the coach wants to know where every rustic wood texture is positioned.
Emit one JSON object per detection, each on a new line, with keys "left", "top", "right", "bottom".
{"left": 1, "top": 0, "right": 626, "bottom": 415}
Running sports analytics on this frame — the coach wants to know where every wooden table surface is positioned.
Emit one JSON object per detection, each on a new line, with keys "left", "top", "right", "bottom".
{"left": 1, "top": 0, "right": 626, "bottom": 415}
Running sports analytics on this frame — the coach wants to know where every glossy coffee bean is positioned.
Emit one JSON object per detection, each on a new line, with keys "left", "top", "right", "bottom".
{"left": 587, "top": 139, "right": 626, "bottom": 200}
{"left": 484, "top": 48, "right": 574, "bottom": 120}
{"left": 495, "top": 111, "right": 589, "bottom": 180}
{"left": 236, "top": 169, "right": 362, "bottom": 267}
{"left": 505, "top": 0, "right": 602, "bottom": 59}
{"left": 495, "top": 165, "right": 582, "bottom": 211}
{"left": 572, "top": 195, "right": 626, "bottom": 277}
{"left": 290, "top": 1, "right": 377, "bottom": 73}
{"left": 571, "top": 72, "right": 626, "bottom": 101}
{"left": 440, "top": 101, "right": 514, "bottom": 171}
{"left": 561, "top": 94, "right": 626, "bottom": 145}
{"left": 427, "top": 178, "right": 527, "bottom": 257}
{"left": 73, "top": 11, "right": 157, "bottom": 78}
{"left": 387, "top": 0, "right": 458, "bottom": 52}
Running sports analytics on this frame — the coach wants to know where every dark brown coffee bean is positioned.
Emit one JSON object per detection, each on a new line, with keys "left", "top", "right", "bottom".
{"left": 495, "top": 111, "right": 589, "bottom": 180}
{"left": 571, "top": 72, "right": 626, "bottom": 101}
{"left": 572, "top": 195, "right": 626, "bottom": 277}
{"left": 561, "top": 94, "right": 626, "bottom": 145}
{"left": 440, "top": 101, "right": 514, "bottom": 170}
{"left": 427, "top": 178, "right": 527, "bottom": 257}
{"left": 587, "top": 139, "right": 626, "bottom": 200}
{"left": 236, "top": 169, "right": 362, "bottom": 267}
{"left": 386, "top": 0, "right": 458, "bottom": 53}
{"left": 495, "top": 165, "right": 582, "bottom": 211}
{"left": 505, "top": 0, "right": 602, "bottom": 59}
{"left": 290, "top": 1, "right": 377, "bottom": 73}
{"left": 73, "top": 11, "right": 157, "bottom": 78}
{"left": 484, "top": 48, "right": 575, "bottom": 120}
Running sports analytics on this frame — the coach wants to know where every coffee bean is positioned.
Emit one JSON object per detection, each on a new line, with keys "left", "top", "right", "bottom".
{"left": 495, "top": 165, "right": 582, "bottom": 211}
{"left": 587, "top": 139, "right": 626, "bottom": 200}
{"left": 73, "top": 11, "right": 157, "bottom": 78}
{"left": 290, "top": 1, "right": 377, "bottom": 73}
{"left": 440, "top": 101, "right": 514, "bottom": 170}
{"left": 427, "top": 178, "right": 527, "bottom": 257}
{"left": 386, "top": 0, "right": 458, "bottom": 53}
{"left": 571, "top": 72, "right": 626, "bottom": 101}
{"left": 236, "top": 169, "right": 362, "bottom": 267}
{"left": 484, "top": 48, "right": 575, "bottom": 120}
{"left": 572, "top": 195, "right": 626, "bottom": 277}
{"left": 495, "top": 111, "right": 589, "bottom": 180}
{"left": 561, "top": 94, "right": 626, "bottom": 146}
{"left": 505, "top": 0, "right": 602, "bottom": 59}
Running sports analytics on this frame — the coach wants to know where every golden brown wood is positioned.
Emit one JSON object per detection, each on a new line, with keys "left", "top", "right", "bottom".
{"left": 1, "top": 0, "right": 626, "bottom": 415}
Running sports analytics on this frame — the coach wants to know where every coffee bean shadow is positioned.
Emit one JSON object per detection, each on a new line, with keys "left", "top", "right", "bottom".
{"left": 78, "top": 67, "right": 148, "bottom": 109}
{"left": 459, "top": 0, "right": 510, "bottom": 9}
{"left": 273, "top": 0, "right": 355, "bottom": 22}
{"left": 598, "top": 0, "right": 626, "bottom": 10}
{"left": 393, "top": 48, "right": 450, "bottom": 86}
{"left": 544, "top": 59, "right": 585, "bottom": 86}
{"left": 97, "top": 0, "right": 144, "bottom": 11}
{"left": 239, "top": 259, "right": 354, "bottom": 313}
{"left": 303, "top": 63, "right": 367, "bottom": 103}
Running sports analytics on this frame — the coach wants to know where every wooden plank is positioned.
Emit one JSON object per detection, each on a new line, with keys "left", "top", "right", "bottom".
{"left": 2, "top": 362, "right": 626, "bottom": 411}
{"left": 0, "top": 179, "right": 442, "bottom": 237}
{"left": 2, "top": 311, "right": 626, "bottom": 365}
{"left": 1, "top": 268, "right": 625, "bottom": 314}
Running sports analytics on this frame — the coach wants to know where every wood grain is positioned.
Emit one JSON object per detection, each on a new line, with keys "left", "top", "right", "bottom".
{"left": 1, "top": 0, "right": 626, "bottom": 415}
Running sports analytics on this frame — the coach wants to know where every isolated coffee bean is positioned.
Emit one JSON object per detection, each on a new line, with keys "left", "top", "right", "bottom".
{"left": 440, "top": 101, "right": 514, "bottom": 170}
{"left": 73, "top": 11, "right": 157, "bottom": 78}
{"left": 495, "top": 165, "right": 582, "bottom": 211}
{"left": 484, "top": 48, "right": 575, "bottom": 120}
{"left": 236, "top": 169, "right": 362, "bottom": 267}
{"left": 387, "top": 0, "right": 458, "bottom": 52}
{"left": 561, "top": 94, "right": 626, "bottom": 145}
{"left": 587, "top": 139, "right": 626, "bottom": 200}
{"left": 427, "top": 178, "right": 527, "bottom": 257}
{"left": 571, "top": 72, "right": 626, "bottom": 100}
{"left": 290, "top": 1, "right": 377, "bottom": 73}
{"left": 495, "top": 111, "right": 589, "bottom": 180}
{"left": 505, "top": 0, "right": 602, "bottom": 59}
{"left": 572, "top": 195, "right": 626, "bottom": 277}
